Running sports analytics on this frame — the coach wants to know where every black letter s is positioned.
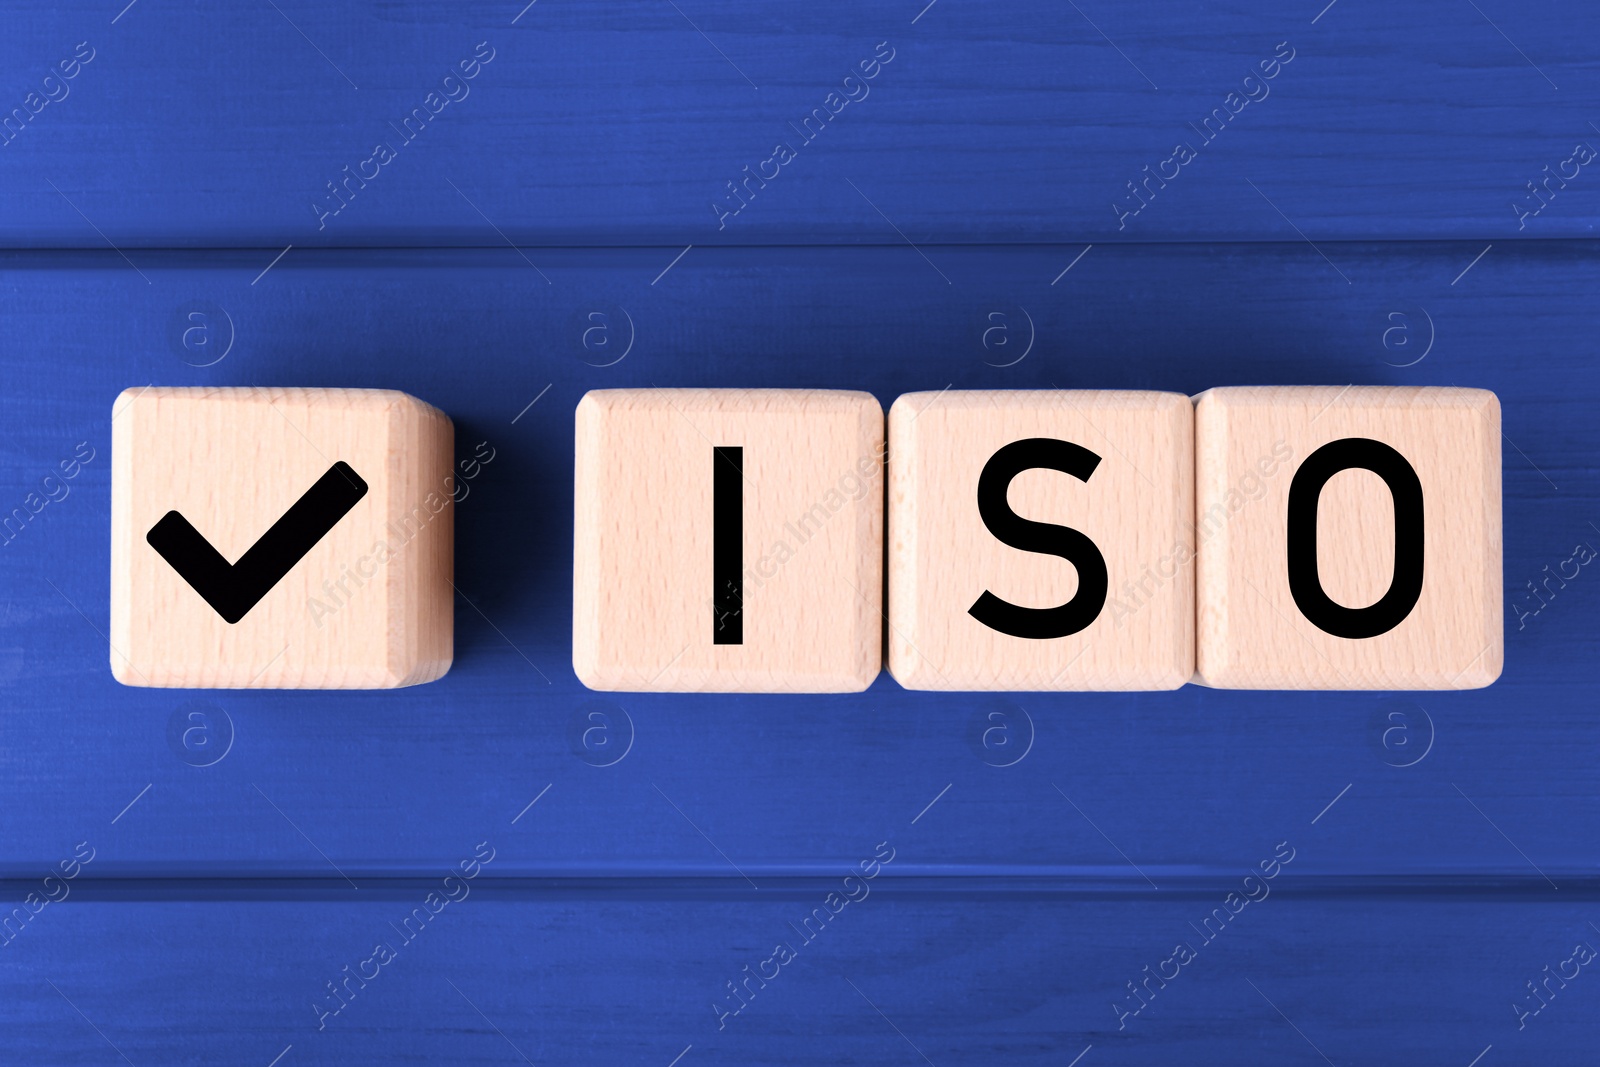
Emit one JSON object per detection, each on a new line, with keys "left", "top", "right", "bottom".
{"left": 968, "top": 439, "right": 1108, "bottom": 639}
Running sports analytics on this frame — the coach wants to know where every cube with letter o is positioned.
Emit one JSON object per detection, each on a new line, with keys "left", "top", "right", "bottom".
{"left": 1193, "top": 385, "right": 1501, "bottom": 689}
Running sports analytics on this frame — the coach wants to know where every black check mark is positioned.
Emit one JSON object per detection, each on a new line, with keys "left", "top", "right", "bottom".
{"left": 146, "top": 462, "right": 369, "bottom": 624}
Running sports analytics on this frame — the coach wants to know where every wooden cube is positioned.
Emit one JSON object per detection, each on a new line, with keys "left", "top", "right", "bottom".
{"left": 1194, "top": 386, "right": 1501, "bottom": 689}
{"left": 888, "top": 390, "right": 1194, "bottom": 690}
{"left": 573, "top": 389, "right": 883, "bottom": 692}
{"left": 111, "top": 387, "right": 453, "bottom": 688}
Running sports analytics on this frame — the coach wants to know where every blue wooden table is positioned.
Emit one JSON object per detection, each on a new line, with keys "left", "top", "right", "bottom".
{"left": 1, "top": 2, "right": 1597, "bottom": 1063}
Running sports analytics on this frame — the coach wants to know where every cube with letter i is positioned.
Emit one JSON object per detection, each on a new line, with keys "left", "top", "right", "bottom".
{"left": 572, "top": 389, "right": 884, "bottom": 692}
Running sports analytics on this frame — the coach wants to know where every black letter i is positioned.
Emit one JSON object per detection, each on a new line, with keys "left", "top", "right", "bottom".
{"left": 714, "top": 446, "right": 743, "bottom": 644}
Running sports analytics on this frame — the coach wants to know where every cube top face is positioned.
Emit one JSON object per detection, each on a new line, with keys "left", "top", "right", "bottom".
{"left": 110, "top": 387, "right": 454, "bottom": 689}
{"left": 888, "top": 390, "right": 1194, "bottom": 691}
{"left": 1194, "top": 385, "right": 1502, "bottom": 690}
{"left": 573, "top": 389, "right": 884, "bottom": 693}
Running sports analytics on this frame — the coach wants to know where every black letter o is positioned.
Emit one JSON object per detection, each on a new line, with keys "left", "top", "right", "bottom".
{"left": 1286, "top": 438, "right": 1424, "bottom": 639}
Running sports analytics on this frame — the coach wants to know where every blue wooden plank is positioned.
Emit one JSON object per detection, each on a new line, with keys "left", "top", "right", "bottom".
{"left": 3, "top": 0, "right": 1595, "bottom": 1061}
{"left": 1, "top": 890, "right": 1595, "bottom": 1064}
{"left": 0, "top": 242, "right": 1593, "bottom": 884}
{"left": 0, "top": 1, "right": 1596, "bottom": 245}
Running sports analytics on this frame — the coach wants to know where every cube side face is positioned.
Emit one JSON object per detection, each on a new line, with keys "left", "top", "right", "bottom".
{"left": 572, "top": 389, "right": 884, "bottom": 693}
{"left": 572, "top": 393, "right": 608, "bottom": 690}
{"left": 110, "top": 387, "right": 453, "bottom": 689}
{"left": 1192, "top": 388, "right": 1241, "bottom": 688}
{"left": 382, "top": 395, "right": 455, "bottom": 687}
{"left": 1195, "top": 386, "right": 1502, "bottom": 690}
{"left": 108, "top": 390, "right": 142, "bottom": 685}
{"left": 888, "top": 391, "right": 1194, "bottom": 691}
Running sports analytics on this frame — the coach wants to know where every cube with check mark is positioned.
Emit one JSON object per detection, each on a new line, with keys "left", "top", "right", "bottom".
{"left": 110, "top": 387, "right": 453, "bottom": 688}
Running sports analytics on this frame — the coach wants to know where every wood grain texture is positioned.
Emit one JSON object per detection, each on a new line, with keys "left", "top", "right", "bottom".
{"left": 0, "top": 245, "right": 1588, "bottom": 1067}
{"left": 1, "top": 2, "right": 1598, "bottom": 245}
{"left": 0, "top": 0, "right": 1594, "bottom": 1053}
{"left": 1194, "top": 386, "right": 1502, "bottom": 689}
{"left": 110, "top": 387, "right": 452, "bottom": 688}
{"left": 889, "top": 390, "right": 1193, "bottom": 690}
{"left": 2, "top": 888, "right": 1595, "bottom": 1066}
{"left": 0, "top": 243, "right": 1581, "bottom": 877}
{"left": 573, "top": 388, "right": 882, "bottom": 692}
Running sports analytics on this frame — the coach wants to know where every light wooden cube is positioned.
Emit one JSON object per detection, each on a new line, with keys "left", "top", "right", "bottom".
{"left": 573, "top": 389, "right": 883, "bottom": 692}
{"left": 111, "top": 387, "right": 453, "bottom": 688}
{"left": 888, "top": 391, "right": 1194, "bottom": 690}
{"left": 1194, "top": 386, "right": 1501, "bottom": 689}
